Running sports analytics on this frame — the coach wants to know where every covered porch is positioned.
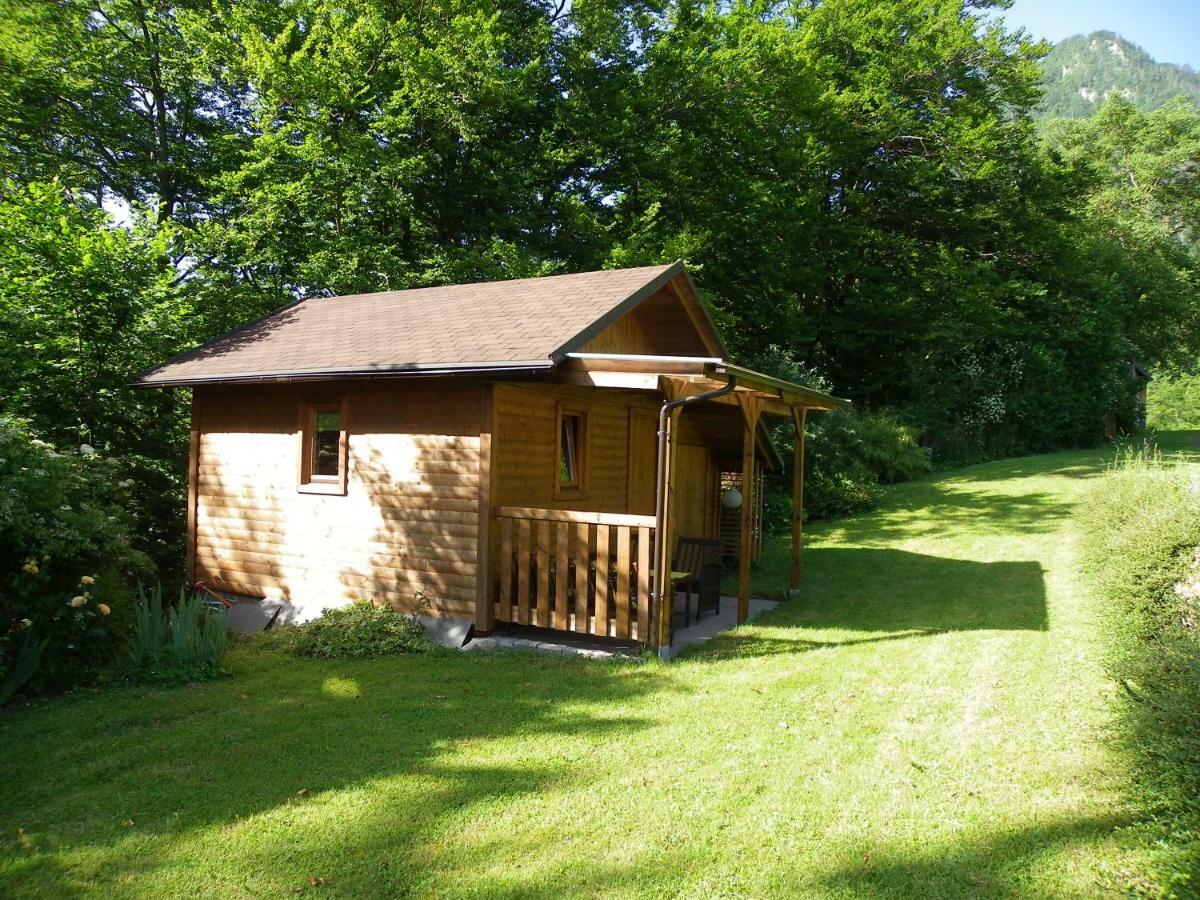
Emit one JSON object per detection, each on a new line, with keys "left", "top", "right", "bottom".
{"left": 479, "top": 355, "right": 842, "bottom": 656}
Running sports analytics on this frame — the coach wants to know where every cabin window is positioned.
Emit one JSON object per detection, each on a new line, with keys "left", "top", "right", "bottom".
{"left": 555, "top": 405, "right": 587, "bottom": 498}
{"left": 299, "top": 401, "right": 348, "bottom": 495}
{"left": 312, "top": 411, "right": 342, "bottom": 477}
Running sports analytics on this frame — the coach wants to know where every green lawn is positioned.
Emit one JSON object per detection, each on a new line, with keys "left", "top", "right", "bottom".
{"left": 3, "top": 436, "right": 1196, "bottom": 898}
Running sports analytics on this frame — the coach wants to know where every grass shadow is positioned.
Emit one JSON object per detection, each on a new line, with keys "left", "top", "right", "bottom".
{"left": 700, "top": 547, "right": 1046, "bottom": 660}
{"left": 811, "top": 813, "right": 1132, "bottom": 898}
{"left": 0, "top": 647, "right": 676, "bottom": 894}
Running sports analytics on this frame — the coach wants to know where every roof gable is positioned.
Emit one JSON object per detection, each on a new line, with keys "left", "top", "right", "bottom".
{"left": 139, "top": 262, "right": 719, "bottom": 387}
{"left": 573, "top": 279, "right": 724, "bottom": 358}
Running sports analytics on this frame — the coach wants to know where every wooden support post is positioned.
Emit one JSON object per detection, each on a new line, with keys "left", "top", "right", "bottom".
{"left": 474, "top": 386, "right": 495, "bottom": 634}
{"left": 736, "top": 395, "right": 762, "bottom": 624}
{"left": 790, "top": 407, "right": 808, "bottom": 594}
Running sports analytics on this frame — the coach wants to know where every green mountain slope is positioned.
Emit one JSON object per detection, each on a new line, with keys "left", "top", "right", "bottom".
{"left": 1037, "top": 31, "right": 1200, "bottom": 119}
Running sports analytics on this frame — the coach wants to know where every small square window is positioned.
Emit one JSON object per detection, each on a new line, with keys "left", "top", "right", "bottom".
{"left": 312, "top": 411, "right": 342, "bottom": 478}
{"left": 555, "top": 405, "right": 586, "bottom": 498}
{"left": 299, "top": 401, "right": 348, "bottom": 495}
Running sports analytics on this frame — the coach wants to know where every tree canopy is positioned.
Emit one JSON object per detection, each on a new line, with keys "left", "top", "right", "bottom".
{"left": 1, "top": 0, "right": 1198, "bottom": 564}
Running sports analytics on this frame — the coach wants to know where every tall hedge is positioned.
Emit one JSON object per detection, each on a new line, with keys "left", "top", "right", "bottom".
{"left": 1077, "top": 452, "right": 1200, "bottom": 892}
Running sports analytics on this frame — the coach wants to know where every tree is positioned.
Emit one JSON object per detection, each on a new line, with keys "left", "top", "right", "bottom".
{"left": 181, "top": 0, "right": 664, "bottom": 302}
{"left": 1043, "top": 98, "right": 1200, "bottom": 371}
{"left": 0, "top": 181, "right": 195, "bottom": 565}
{"left": 0, "top": 0, "right": 235, "bottom": 223}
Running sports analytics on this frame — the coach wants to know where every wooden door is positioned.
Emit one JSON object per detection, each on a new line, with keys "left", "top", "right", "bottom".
{"left": 674, "top": 444, "right": 716, "bottom": 540}
{"left": 627, "top": 409, "right": 657, "bottom": 515}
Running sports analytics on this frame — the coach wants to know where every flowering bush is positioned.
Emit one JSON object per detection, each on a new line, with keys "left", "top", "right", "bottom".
{"left": 0, "top": 418, "right": 151, "bottom": 701}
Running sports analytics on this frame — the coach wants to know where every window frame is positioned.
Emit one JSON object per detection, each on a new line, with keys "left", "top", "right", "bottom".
{"left": 554, "top": 402, "right": 588, "bottom": 500}
{"left": 298, "top": 398, "right": 349, "bottom": 495}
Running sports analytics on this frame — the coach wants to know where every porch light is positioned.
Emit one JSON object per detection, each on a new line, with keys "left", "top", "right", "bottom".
{"left": 721, "top": 488, "right": 743, "bottom": 510}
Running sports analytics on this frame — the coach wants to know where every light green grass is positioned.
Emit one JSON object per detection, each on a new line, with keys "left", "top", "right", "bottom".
{"left": 3, "top": 435, "right": 1197, "bottom": 897}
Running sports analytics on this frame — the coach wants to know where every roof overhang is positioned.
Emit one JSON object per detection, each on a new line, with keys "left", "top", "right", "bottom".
{"left": 558, "top": 353, "right": 846, "bottom": 416}
{"left": 137, "top": 359, "right": 555, "bottom": 389}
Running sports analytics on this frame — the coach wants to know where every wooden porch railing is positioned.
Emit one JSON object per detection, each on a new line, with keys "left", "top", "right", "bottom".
{"left": 494, "top": 506, "right": 654, "bottom": 642}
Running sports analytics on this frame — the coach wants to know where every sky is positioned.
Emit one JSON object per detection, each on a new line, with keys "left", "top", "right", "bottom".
{"left": 998, "top": 0, "right": 1200, "bottom": 69}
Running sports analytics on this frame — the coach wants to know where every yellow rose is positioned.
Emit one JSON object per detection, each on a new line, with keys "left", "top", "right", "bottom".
{"left": 21, "top": 560, "right": 39, "bottom": 576}
{"left": 97, "top": 604, "right": 111, "bottom": 616}
{"left": 80, "top": 575, "right": 95, "bottom": 586}
{"left": 68, "top": 595, "right": 87, "bottom": 608}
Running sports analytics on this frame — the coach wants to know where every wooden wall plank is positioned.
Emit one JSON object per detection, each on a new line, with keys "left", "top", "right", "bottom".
{"left": 535, "top": 519, "right": 550, "bottom": 627}
{"left": 516, "top": 518, "right": 530, "bottom": 625}
{"left": 554, "top": 522, "right": 569, "bottom": 631}
{"left": 593, "top": 525, "right": 610, "bottom": 636}
{"left": 636, "top": 525, "right": 650, "bottom": 643}
{"left": 615, "top": 525, "right": 631, "bottom": 639}
{"left": 574, "top": 522, "right": 590, "bottom": 634}
{"left": 499, "top": 516, "right": 513, "bottom": 623}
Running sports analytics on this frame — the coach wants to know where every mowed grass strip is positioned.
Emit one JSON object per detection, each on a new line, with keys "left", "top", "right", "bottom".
{"left": 4, "top": 437, "right": 1196, "bottom": 897}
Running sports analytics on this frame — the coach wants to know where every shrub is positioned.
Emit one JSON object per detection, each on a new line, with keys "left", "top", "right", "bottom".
{"left": 778, "top": 408, "right": 930, "bottom": 523}
{"left": 283, "top": 601, "right": 430, "bottom": 659}
{"left": 854, "top": 411, "right": 933, "bottom": 484}
{"left": 0, "top": 418, "right": 150, "bottom": 701}
{"left": 126, "top": 585, "right": 228, "bottom": 685}
{"left": 1076, "top": 450, "right": 1200, "bottom": 640}
{"left": 1077, "top": 451, "right": 1200, "bottom": 889}
{"left": 1147, "top": 372, "right": 1200, "bottom": 431}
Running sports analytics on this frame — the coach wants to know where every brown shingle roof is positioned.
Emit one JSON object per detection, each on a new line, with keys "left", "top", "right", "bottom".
{"left": 139, "top": 263, "right": 684, "bottom": 386}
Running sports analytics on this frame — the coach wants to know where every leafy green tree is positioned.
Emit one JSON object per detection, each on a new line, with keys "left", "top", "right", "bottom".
{"left": 0, "top": 181, "right": 194, "bottom": 564}
{"left": 0, "top": 0, "right": 235, "bottom": 223}
{"left": 181, "top": 0, "right": 663, "bottom": 301}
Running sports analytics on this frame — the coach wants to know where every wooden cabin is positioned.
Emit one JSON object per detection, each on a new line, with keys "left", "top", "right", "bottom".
{"left": 138, "top": 262, "right": 840, "bottom": 653}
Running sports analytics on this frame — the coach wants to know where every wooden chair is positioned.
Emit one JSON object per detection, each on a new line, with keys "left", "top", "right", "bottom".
{"left": 696, "top": 561, "right": 723, "bottom": 621}
{"left": 672, "top": 538, "right": 724, "bottom": 627}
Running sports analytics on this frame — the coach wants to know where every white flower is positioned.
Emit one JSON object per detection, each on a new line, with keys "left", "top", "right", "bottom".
{"left": 68, "top": 595, "right": 87, "bottom": 608}
{"left": 79, "top": 444, "right": 95, "bottom": 456}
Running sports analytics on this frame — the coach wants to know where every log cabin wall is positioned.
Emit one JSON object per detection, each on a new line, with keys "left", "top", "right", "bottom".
{"left": 191, "top": 379, "right": 483, "bottom": 621}
{"left": 494, "top": 382, "right": 648, "bottom": 513}
{"left": 491, "top": 382, "right": 719, "bottom": 537}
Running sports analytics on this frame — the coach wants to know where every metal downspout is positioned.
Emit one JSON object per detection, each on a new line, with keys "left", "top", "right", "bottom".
{"left": 652, "top": 377, "right": 737, "bottom": 660}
